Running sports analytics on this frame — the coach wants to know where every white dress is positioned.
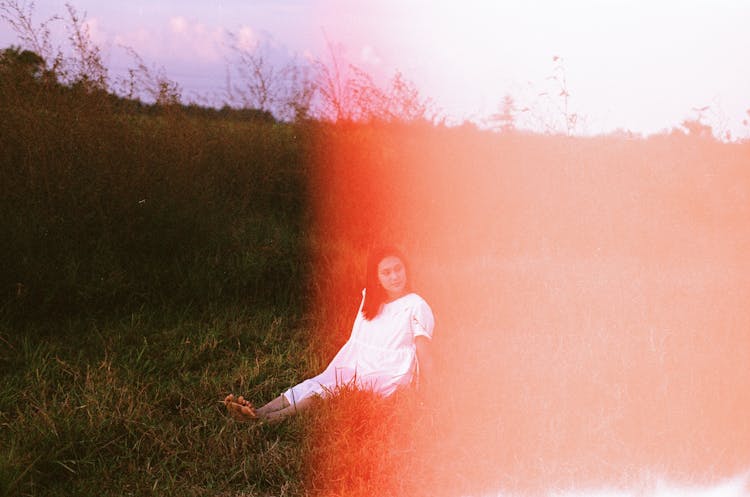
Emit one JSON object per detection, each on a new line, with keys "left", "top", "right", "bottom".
{"left": 282, "top": 291, "right": 434, "bottom": 406}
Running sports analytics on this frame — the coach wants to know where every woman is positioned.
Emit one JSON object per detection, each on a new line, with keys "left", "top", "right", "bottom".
{"left": 225, "top": 246, "right": 435, "bottom": 422}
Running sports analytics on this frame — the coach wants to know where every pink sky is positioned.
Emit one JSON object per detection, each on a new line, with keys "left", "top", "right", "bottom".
{"left": 1, "top": 0, "right": 749, "bottom": 137}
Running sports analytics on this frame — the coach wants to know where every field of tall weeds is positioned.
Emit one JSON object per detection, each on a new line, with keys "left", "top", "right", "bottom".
{"left": 2, "top": 46, "right": 750, "bottom": 496}
{"left": 0, "top": 70, "right": 314, "bottom": 495}
{"left": 306, "top": 124, "right": 750, "bottom": 496}
{"left": 1, "top": 76, "right": 308, "bottom": 321}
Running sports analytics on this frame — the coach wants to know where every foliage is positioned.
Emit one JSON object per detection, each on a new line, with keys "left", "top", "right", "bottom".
{"left": 0, "top": 69, "right": 308, "bottom": 321}
{"left": 0, "top": 0, "right": 62, "bottom": 75}
{"left": 3, "top": 71, "right": 750, "bottom": 496}
{"left": 0, "top": 45, "right": 43, "bottom": 78}
{"left": 224, "top": 36, "right": 315, "bottom": 122}
{"left": 311, "top": 39, "right": 437, "bottom": 124}
{"left": 489, "top": 93, "right": 518, "bottom": 133}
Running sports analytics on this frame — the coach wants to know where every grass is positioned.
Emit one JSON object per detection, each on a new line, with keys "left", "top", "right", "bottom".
{"left": 0, "top": 306, "right": 315, "bottom": 496}
{"left": 1, "top": 303, "right": 443, "bottom": 497}
{"left": 1, "top": 75, "right": 309, "bottom": 321}
{"left": 3, "top": 67, "right": 750, "bottom": 496}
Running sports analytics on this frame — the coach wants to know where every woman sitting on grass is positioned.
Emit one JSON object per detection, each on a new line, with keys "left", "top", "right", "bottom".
{"left": 225, "top": 246, "right": 435, "bottom": 422}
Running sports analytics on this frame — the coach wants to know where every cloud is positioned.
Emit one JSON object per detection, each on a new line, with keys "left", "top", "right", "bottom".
{"left": 169, "top": 16, "right": 188, "bottom": 35}
{"left": 360, "top": 44, "right": 382, "bottom": 66}
{"left": 235, "top": 26, "right": 258, "bottom": 51}
{"left": 114, "top": 16, "right": 226, "bottom": 64}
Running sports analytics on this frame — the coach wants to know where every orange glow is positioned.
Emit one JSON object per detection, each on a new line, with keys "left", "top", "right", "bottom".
{"left": 305, "top": 122, "right": 750, "bottom": 496}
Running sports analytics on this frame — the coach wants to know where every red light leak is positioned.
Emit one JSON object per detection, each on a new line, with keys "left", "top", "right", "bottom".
{"left": 308, "top": 126, "right": 750, "bottom": 496}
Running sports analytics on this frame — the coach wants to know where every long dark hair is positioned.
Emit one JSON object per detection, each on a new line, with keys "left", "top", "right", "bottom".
{"left": 362, "top": 246, "right": 411, "bottom": 321}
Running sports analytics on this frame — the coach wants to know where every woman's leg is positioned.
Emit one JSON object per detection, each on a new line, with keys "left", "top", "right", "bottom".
{"left": 254, "top": 394, "right": 289, "bottom": 416}
{"left": 260, "top": 395, "right": 315, "bottom": 422}
{"left": 225, "top": 377, "right": 326, "bottom": 420}
{"left": 224, "top": 392, "right": 299, "bottom": 420}
{"left": 224, "top": 391, "right": 317, "bottom": 421}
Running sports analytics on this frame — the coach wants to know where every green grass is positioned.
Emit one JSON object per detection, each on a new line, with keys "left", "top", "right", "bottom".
{"left": 0, "top": 306, "right": 316, "bottom": 496}
{"left": 3, "top": 68, "right": 750, "bottom": 496}
{"left": 0, "top": 302, "right": 442, "bottom": 497}
{"left": 0, "top": 72, "right": 321, "bottom": 496}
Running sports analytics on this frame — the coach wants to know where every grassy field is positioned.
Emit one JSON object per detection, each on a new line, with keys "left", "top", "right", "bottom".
{"left": 2, "top": 70, "right": 750, "bottom": 496}
{"left": 303, "top": 125, "right": 750, "bottom": 496}
{"left": 0, "top": 77, "right": 315, "bottom": 495}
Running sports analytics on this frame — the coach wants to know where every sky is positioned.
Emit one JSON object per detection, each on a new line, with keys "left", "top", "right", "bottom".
{"left": 1, "top": 0, "right": 749, "bottom": 137}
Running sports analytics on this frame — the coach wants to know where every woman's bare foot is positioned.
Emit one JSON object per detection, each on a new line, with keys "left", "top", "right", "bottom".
{"left": 224, "top": 394, "right": 258, "bottom": 421}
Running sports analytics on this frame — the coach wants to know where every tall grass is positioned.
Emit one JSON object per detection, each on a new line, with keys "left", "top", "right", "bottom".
{"left": 1, "top": 67, "right": 314, "bottom": 496}
{"left": 1, "top": 76, "right": 309, "bottom": 322}
{"left": 3, "top": 52, "right": 750, "bottom": 496}
{"left": 304, "top": 123, "right": 750, "bottom": 496}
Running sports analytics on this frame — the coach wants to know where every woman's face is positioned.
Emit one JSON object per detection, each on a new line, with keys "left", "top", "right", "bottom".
{"left": 377, "top": 256, "right": 407, "bottom": 300}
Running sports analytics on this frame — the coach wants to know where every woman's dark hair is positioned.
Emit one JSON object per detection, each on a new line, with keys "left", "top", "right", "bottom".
{"left": 362, "top": 246, "right": 411, "bottom": 321}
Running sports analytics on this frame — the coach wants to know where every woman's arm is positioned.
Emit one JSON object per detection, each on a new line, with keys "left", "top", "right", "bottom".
{"left": 415, "top": 336, "right": 434, "bottom": 391}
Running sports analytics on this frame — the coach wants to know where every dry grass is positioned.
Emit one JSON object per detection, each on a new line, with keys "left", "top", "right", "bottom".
{"left": 3, "top": 71, "right": 750, "bottom": 496}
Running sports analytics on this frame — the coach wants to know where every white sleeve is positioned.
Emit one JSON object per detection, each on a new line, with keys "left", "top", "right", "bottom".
{"left": 410, "top": 299, "right": 435, "bottom": 340}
